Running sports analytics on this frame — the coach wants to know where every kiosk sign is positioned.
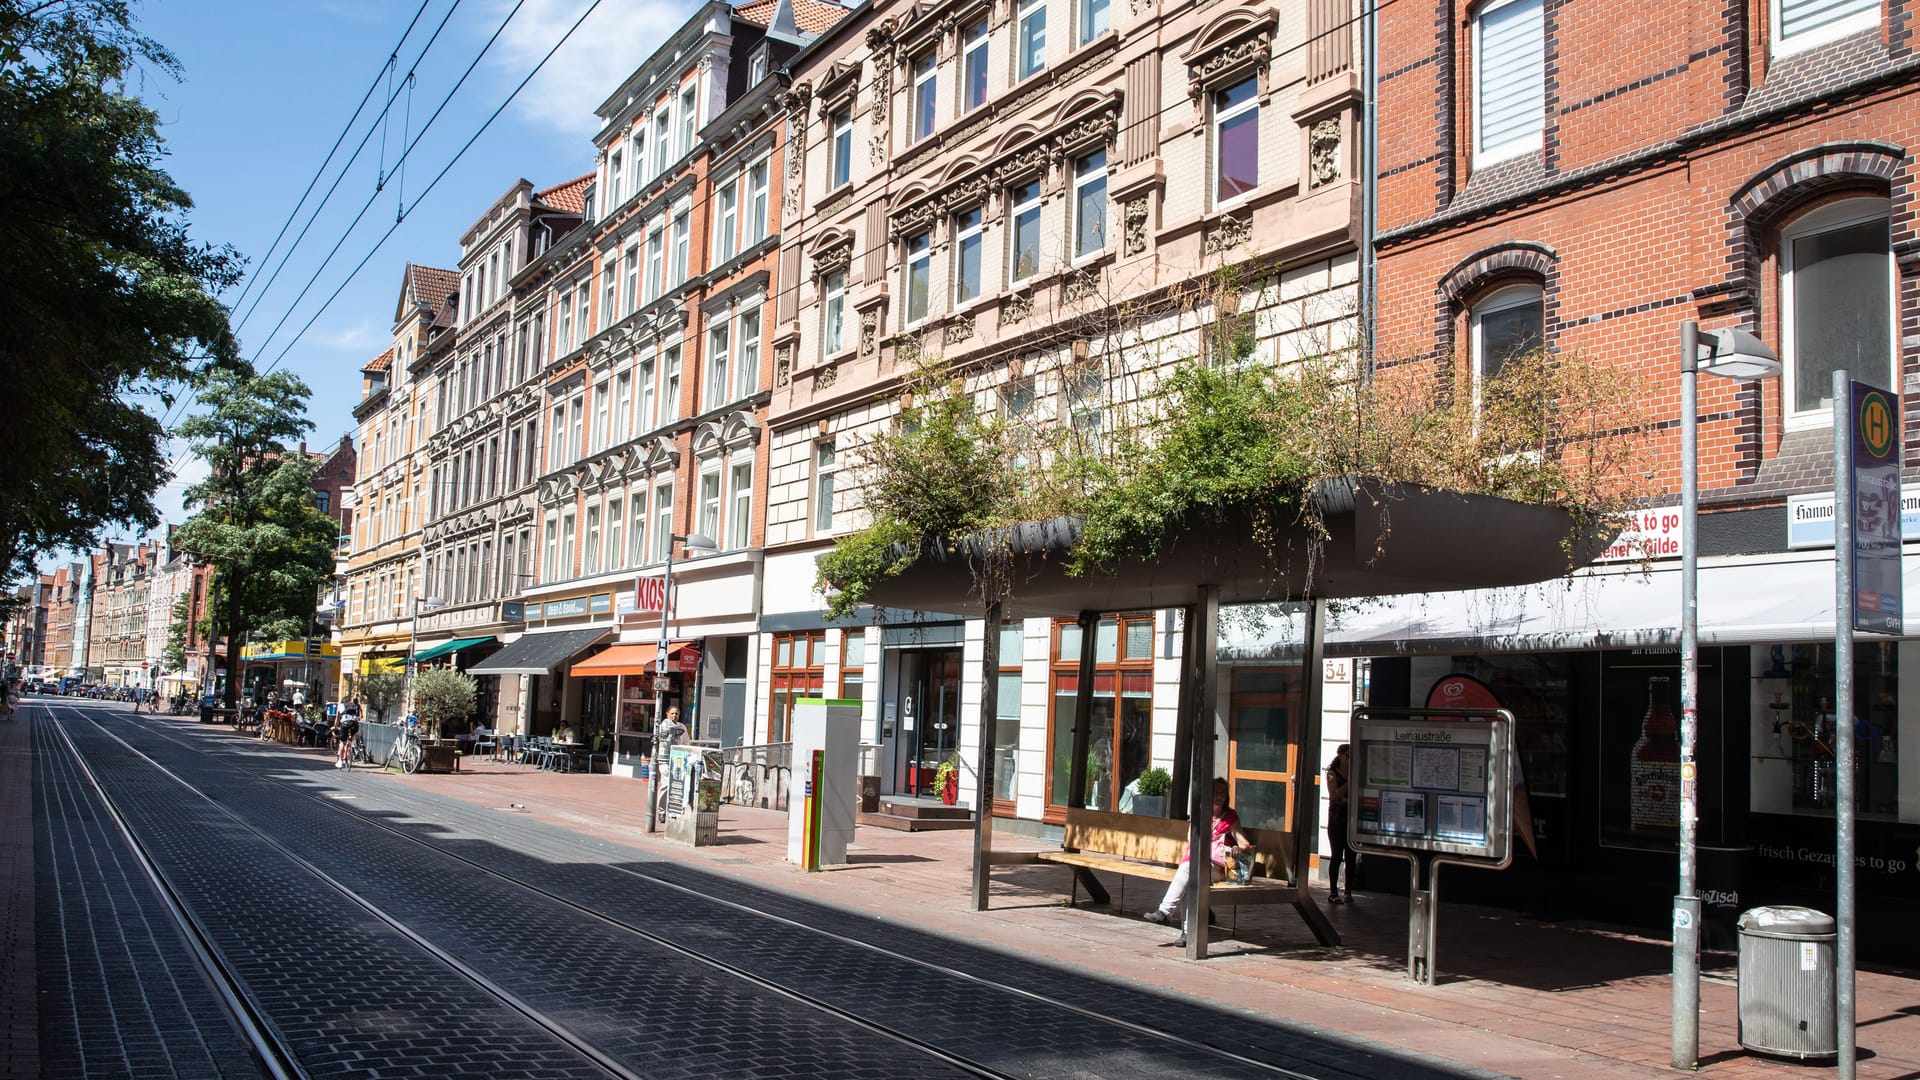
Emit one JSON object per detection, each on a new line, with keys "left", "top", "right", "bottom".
{"left": 1352, "top": 713, "right": 1512, "bottom": 864}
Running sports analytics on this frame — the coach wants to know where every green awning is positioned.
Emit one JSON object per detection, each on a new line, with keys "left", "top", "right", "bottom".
{"left": 409, "top": 636, "right": 496, "bottom": 664}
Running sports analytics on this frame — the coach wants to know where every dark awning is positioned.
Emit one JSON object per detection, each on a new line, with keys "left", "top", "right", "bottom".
{"left": 862, "top": 479, "right": 1618, "bottom": 619}
{"left": 465, "top": 627, "right": 609, "bottom": 676}
{"left": 409, "top": 636, "right": 497, "bottom": 664}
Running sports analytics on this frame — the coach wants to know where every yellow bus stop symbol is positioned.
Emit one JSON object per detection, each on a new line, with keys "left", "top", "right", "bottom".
{"left": 1861, "top": 391, "right": 1895, "bottom": 459}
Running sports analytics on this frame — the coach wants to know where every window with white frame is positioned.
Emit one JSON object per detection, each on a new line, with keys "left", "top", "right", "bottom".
{"left": 646, "top": 222, "right": 665, "bottom": 303}
{"left": 728, "top": 457, "right": 753, "bottom": 550}
{"left": 627, "top": 487, "right": 647, "bottom": 565}
{"left": 558, "top": 291, "right": 575, "bottom": 353}
{"left": 707, "top": 320, "right": 731, "bottom": 410}
{"left": 632, "top": 131, "right": 647, "bottom": 186}
{"left": 592, "top": 383, "right": 609, "bottom": 452}
{"left": 665, "top": 344, "right": 683, "bottom": 418}
{"left": 913, "top": 52, "right": 938, "bottom": 143}
{"left": 716, "top": 177, "right": 740, "bottom": 264}
{"left": 1067, "top": 366, "right": 1103, "bottom": 451}
{"left": 1080, "top": 0, "right": 1109, "bottom": 44}
{"left": 823, "top": 271, "right": 848, "bottom": 354}
{"left": 830, "top": 108, "right": 853, "bottom": 189}
{"left": 1775, "top": 0, "right": 1878, "bottom": 53}
{"left": 679, "top": 84, "right": 698, "bottom": 155}
{"left": 1473, "top": 0, "right": 1544, "bottom": 165}
{"left": 1213, "top": 77, "right": 1259, "bottom": 205}
{"left": 1469, "top": 283, "right": 1544, "bottom": 417}
{"left": 575, "top": 281, "right": 592, "bottom": 347}
{"left": 672, "top": 209, "right": 691, "bottom": 284}
{"left": 560, "top": 510, "right": 576, "bottom": 577}
{"left": 543, "top": 516, "right": 559, "bottom": 582}
{"left": 1018, "top": 0, "right": 1047, "bottom": 80}
{"left": 609, "top": 151, "right": 624, "bottom": 207}
{"left": 814, "top": 439, "right": 837, "bottom": 532}
{"left": 654, "top": 108, "right": 673, "bottom": 173}
{"left": 1074, "top": 149, "right": 1107, "bottom": 259}
{"left": 1783, "top": 198, "right": 1894, "bottom": 423}
{"left": 964, "top": 19, "right": 990, "bottom": 111}
{"left": 607, "top": 496, "right": 624, "bottom": 570}
{"left": 569, "top": 389, "right": 585, "bottom": 458}
{"left": 640, "top": 354, "right": 658, "bottom": 432}
{"left": 905, "top": 231, "right": 932, "bottom": 324}
{"left": 699, "top": 464, "right": 722, "bottom": 541}
{"left": 549, "top": 403, "right": 566, "bottom": 469}
{"left": 750, "top": 47, "right": 768, "bottom": 83}
{"left": 614, "top": 367, "right": 632, "bottom": 443}
{"left": 584, "top": 504, "right": 602, "bottom": 574}
{"left": 746, "top": 158, "right": 770, "bottom": 244}
{"left": 652, "top": 479, "right": 674, "bottom": 560}
{"left": 955, "top": 206, "right": 985, "bottom": 301}
{"left": 735, "top": 307, "right": 761, "bottom": 399}
{"left": 623, "top": 245, "right": 639, "bottom": 312}
{"left": 601, "top": 264, "right": 617, "bottom": 331}
{"left": 1009, "top": 182, "right": 1040, "bottom": 284}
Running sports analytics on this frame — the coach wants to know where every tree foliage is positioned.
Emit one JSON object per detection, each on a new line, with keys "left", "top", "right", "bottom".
{"left": 161, "top": 591, "right": 189, "bottom": 671}
{"left": 0, "top": 1, "right": 242, "bottom": 585}
{"left": 173, "top": 370, "right": 335, "bottom": 705}
{"left": 351, "top": 669, "right": 406, "bottom": 725}
{"left": 412, "top": 669, "right": 478, "bottom": 737}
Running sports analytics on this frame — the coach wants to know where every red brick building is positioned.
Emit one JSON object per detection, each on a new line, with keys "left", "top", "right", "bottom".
{"left": 1364, "top": 0, "right": 1920, "bottom": 957}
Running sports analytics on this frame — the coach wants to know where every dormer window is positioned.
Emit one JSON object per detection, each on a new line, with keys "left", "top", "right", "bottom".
{"left": 750, "top": 46, "right": 769, "bottom": 83}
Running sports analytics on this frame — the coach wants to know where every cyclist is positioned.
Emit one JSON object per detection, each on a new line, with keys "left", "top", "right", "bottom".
{"left": 335, "top": 707, "right": 361, "bottom": 769}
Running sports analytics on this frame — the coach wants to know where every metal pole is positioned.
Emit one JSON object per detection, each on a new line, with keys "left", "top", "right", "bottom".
{"left": 1831, "top": 369, "right": 1857, "bottom": 1080}
{"left": 404, "top": 600, "right": 420, "bottom": 721}
{"left": 649, "top": 541, "right": 675, "bottom": 835}
{"left": 971, "top": 601, "right": 1003, "bottom": 911}
{"left": 1673, "top": 320, "right": 1702, "bottom": 1069}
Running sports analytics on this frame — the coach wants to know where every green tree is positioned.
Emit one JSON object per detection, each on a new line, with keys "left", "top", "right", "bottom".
{"left": 161, "top": 592, "right": 189, "bottom": 671}
{"left": 173, "top": 370, "right": 335, "bottom": 711}
{"left": 351, "top": 669, "right": 405, "bottom": 724}
{"left": 412, "top": 669, "right": 478, "bottom": 740}
{"left": 0, "top": 1, "right": 242, "bottom": 586}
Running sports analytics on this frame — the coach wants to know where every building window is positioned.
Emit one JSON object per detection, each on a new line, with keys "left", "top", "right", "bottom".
{"left": 549, "top": 403, "right": 566, "bottom": 469}
{"left": 558, "top": 291, "right": 574, "bottom": 353}
{"left": 994, "top": 622, "right": 1023, "bottom": 805}
{"left": 814, "top": 439, "right": 837, "bottom": 533}
{"left": 750, "top": 47, "right": 768, "bottom": 83}
{"left": 1473, "top": 0, "right": 1544, "bottom": 165}
{"left": 592, "top": 383, "right": 610, "bottom": 453}
{"left": 640, "top": 355, "right": 658, "bottom": 432}
{"left": 1079, "top": 0, "right": 1109, "bottom": 43}
{"left": 607, "top": 496, "right": 625, "bottom": 571}
{"left": 1470, "top": 284, "right": 1544, "bottom": 415}
{"left": 664, "top": 344, "right": 682, "bottom": 419}
{"left": 1009, "top": 182, "right": 1041, "bottom": 285}
{"left": 830, "top": 108, "right": 853, "bottom": 189}
{"left": 597, "top": 264, "right": 613, "bottom": 332}
{"left": 543, "top": 516, "right": 559, "bottom": 582}
{"left": 1775, "top": 0, "right": 1878, "bottom": 53}
{"left": 627, "top": 487, "right": 647, "bottom": 566}
{"left": 583, "top": 504, "right": 602, "bottom": 574}
{"left": 735, "top": 307, "right": 761, "bottom": 399}
{"left": 1018, "top": 0, "right": 1047, "bottom": 80}
{"left": 697, "top": 464, "right": 720, "bottom": 542}
{"left": 746, "top": 158, "right": 770, "bottom": 245}
{"left": 728, "top": 458, "right": 753, "bottom": 550}
{"left": 1213, "top": 77, "right": 1259, "bottom": 205}
{"left": 575, "top": 282, "right": 592, "bottom": 346}
{"left": 1048, "top": 614, "right": 1154, "bottom": 814}
{"left": 559, "top": 510, "right": 576, "bottom": 578}
{"left": 613, "top": 367, "right": 632, "bottom": 444}
{"left": 671, "top": 209, "right": 691, "bottom": 284}
{"left": 1067, "top": 366, "right": 1103, "bottom": 452}
{"left": 569, "top": 390, "right": 585, "bottom": 460}
{"left": 623, "top": 246, "right": 639, "bottom": 313}
{"left": 823, "top": 271, "right": 848, "bottom": 355}
{"left": 768, "top": 631, "right": 826, "bottom": 743}
{"left": 1073, "top": 149, "right": 1107, "bottom": 259}
{"left": 609, "top": 151, "right": 624, "bottom": 207}
{"left": 954, "top": 206, "right": 984, "bottom": 302}
{"left": 707, "top": 320, "right": 731, "bottom": 411}
{"left": 679, "top": 84, "right": 698, "bottom": 155}
{"left": 716, "top": 178, "right": 739, "bottom": 264}
{"left": 905, "top": 231, "right": 932, "bottom": 324}
{"left": 652, "top": 479, "right": 674, "bottom": 561}
{"left": 1783, "top": 198, "right": 1894, "bottom": 423}
{"left": 840, "top": 630, "right": 866, "bottom": 700}
{"left": 654, "top": 107, "right": 673, "bottom": 173}
{"left": 632, "top": 131, "right": 647, "bottom": 186}
{"left": 646, "top": 223, "right": 665, "bottom": 303}
{"left": 913, "top": 52, "right": 938, "bottom": 143}
{"left": 964, "top": 19, "right": 990, "bottom": 111}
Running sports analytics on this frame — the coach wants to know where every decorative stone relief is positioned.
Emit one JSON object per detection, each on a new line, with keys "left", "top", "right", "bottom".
{"left": 1063, "top": 272, "right": 1098, "bottom": 304}
{"left": 1203, "top": 213, "right": 1251, "bottom": 255}
{"left": 783, "top": 185, "right": 802, "bottom": 217}
{"left": 775, "top": 344, "right": 793, "bottom": 387}
{"left": 1003, "top": 292, "right": 1033, "bottom": 323}
{"left": 1188, "top": 33, "right": 1273, "bottom": 101}
{"left": 813, "top": 242, "right": 853, "bottom": 277}
{"left": 944, "top": 315, "right": 974, "bottom": 344}
{"left": 1122, "top": 197, "right": 1150, "bottom": 256}
{"left": 1309, "top": 117, "right": 1342, "bottom": 187}
{"left": 816, "top": 363, "right": 840, "bottom": 389}
{"left": 869, "top": 133, "right": 888, "bottom": 167}
{"left": 859, "top": 310, "right": 879, "bottom": 354}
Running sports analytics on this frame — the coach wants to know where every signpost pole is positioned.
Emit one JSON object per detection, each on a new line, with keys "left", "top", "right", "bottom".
{"left": 648, "top": 543, "right": 676, "bottom": 836}
{"left": 1832, "top": 372, "right": 1856, "bottom": 1079}
{"left": 1673, "top": 321, "right": 1702, "bottom": 1069}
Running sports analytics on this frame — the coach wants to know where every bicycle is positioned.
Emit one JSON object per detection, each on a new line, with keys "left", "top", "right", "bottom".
{"left": 386, "top": 722, "right": 423, "bottom": 774}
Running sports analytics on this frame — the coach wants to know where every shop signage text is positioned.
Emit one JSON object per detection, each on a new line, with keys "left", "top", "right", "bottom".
{"left": 632, "top": 574, "right": 676, "bottom": 618}
{"left": 1594, "top": 505, "right": 1684, "bottom": 562}
{"left": 1788, "top": 491, "right": 1920, "bottom": 549}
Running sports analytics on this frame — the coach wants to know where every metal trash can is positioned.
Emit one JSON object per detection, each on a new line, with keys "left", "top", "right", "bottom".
{"left": 1737, "top": 906, "right": 1837, "bottom": 1059}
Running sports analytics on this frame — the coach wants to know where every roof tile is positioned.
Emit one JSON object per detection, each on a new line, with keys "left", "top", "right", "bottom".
{"left": 362, "top": 346, "right": 395, "bottom": 374}
{"left": 536, "top": 173, "right": 593, "bottom": 215}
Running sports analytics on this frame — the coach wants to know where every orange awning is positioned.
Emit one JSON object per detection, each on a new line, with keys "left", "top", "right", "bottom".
{"left": 570, "top": 641, "right": 695, "bottom": 677}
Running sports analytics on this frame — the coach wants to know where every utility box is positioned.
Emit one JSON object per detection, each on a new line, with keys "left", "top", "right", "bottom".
{"left": 663, "top": 745, "right": 721, "bottom": 846}
{"left": 1737, "top": 906, "right": 1837, "bottom": 1059}
{"left": 787, "top": 698, "right": 860, "bottom": 868}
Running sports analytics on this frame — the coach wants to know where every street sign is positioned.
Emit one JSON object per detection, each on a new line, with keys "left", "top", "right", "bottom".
{"left": 1850, "top": 381, "right": 1902, "bottom": 634}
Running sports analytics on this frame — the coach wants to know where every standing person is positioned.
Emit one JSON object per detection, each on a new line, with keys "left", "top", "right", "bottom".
{"left": 1325, "top": 744, "right": 1356, "bottom": 903}
{"left": 1143, "top": 777, "right": 1253, "bottom": 927}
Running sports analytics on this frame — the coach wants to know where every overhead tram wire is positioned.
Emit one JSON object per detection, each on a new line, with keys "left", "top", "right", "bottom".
{"left": 242, "top": 0, "right": 545, "bottom": 372}
{"left": 255, "top": 0, "right": 608, "bottom": 381}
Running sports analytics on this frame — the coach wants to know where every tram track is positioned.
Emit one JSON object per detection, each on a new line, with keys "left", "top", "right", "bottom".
{"left": 57, "top": 700, "right": 1472, "bottom": 1080}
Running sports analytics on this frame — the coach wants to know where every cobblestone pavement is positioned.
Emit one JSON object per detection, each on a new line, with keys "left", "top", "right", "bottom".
{"left": 17, "top": 699, "right": 1490, "bottom": 1079}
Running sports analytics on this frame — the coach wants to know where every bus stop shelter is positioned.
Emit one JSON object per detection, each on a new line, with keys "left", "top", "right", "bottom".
{"left": 860, "top": 479, "right": 1617, "bottom": 959}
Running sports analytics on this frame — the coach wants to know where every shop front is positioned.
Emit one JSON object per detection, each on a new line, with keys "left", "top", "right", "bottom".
{"left": 465, "top": 625, "right": 610, "bottom": 738}
{"left": 569, "top": 640, "right": 703, "bottom": 778}
{"left": 238, "top": 639, "right": 342, "bottom": 706}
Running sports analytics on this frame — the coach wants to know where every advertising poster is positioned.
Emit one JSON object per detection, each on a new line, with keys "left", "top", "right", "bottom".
{"left": 1851, "top": 381, "right": 1902, "bottom": 634}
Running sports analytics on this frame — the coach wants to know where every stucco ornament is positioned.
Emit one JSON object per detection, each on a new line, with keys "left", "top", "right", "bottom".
{"left": 1309, "top": 117, "right": 1342, "bottom": 187}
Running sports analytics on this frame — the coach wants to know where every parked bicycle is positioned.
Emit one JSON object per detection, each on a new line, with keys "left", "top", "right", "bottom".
{"left": 386, "top": 719, "right": 423, "bottom": 774}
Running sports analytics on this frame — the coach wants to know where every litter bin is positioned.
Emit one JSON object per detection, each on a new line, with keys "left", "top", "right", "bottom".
{"left": 1736, "top": 906, "right": 1837, "bottom": 1059}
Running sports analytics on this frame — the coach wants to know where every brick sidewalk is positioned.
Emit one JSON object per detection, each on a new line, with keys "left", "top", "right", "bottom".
{"left": 383, "top": 746, "right": 1918, "bottom": 1080}
{"left": 0, "top": 703, "right": 36, "bottom": 1078}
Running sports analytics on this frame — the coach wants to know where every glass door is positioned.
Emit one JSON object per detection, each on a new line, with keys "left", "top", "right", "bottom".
{"left": 1226, "top": 666, "right": 1302, "bottom": 831}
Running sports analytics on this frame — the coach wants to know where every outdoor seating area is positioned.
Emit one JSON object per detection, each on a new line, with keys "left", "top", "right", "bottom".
{"left": 492, "top": 733, "right": 611, "bottom": 773}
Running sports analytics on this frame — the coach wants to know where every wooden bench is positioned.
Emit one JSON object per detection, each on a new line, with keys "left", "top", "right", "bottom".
{"left": 1003, "top": 807, "right": 1297, "bottom": 909}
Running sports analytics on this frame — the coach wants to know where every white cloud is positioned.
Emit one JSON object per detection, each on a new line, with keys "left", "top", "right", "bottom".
{"left": 484, "top": 0, "right": 693, "bottom": 140}
{"left": 313, "top": 318, "right": 386, "bottom": 353}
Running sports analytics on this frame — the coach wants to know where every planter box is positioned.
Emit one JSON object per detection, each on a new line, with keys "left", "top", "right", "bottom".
{"left": 420, "top": 744, "right": 459, "bottom": 773}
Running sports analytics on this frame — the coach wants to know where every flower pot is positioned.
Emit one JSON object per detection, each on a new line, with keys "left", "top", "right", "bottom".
{"left": 1132, "top": 794, "right": 1167, "bottom": 818}
{"left": 941, "top": 769, "right": 959, "bottom": 805}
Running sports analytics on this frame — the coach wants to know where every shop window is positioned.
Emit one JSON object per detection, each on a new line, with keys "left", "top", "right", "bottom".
{"left": 994, "top": 622, "right": 1024, "bottom": 808}
{"left": 1047, "top": 613, "right": 1154, "bottom": 816}
{"left": 839, "top": 630, "right": 866, "bottom": 700}
{"left": 769, "top": 631, "right": 826, "bottom": 742}
{"left": 1751, "top": 642, "right": 1903, "bottom": 820}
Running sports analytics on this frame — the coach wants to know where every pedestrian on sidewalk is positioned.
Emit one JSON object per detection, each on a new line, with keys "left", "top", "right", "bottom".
{"left": 1325, "top": 744, "right": 1355, "bottom": 903}
{"left": 1144, "top": 777, "right": 1252, "bottom": 927}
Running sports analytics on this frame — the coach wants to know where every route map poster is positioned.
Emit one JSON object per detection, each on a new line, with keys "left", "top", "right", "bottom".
{"left": 1352, "top": 714, "right": 1512, "bottom": 863}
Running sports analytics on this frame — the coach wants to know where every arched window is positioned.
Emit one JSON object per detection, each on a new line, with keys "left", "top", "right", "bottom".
{"left": 1781, "top": 197, "right": 1894, "bottom": 427}
{"left": 1469, "top": 283, "right": 1544, "bottom": 414}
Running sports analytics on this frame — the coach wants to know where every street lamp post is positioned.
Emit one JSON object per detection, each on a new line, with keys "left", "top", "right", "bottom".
{"left": 648, "top": 531, "right": 715, "bottom": 834}
{"left": 404, "top": 595, "right": 446, "bottom": 722}
{"left": 1674, "top": 320, "right": 1779, "bottom": 1069}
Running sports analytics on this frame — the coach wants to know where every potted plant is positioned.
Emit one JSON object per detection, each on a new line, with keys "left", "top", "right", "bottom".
{"left": 1132, "top": 766, "right": 1172, "bottom": 818}
{"left": 932, "top": 753, "right": 961, "bottom": 805}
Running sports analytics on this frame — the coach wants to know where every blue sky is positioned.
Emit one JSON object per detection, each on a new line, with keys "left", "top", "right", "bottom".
{"left": 82, "top": 0, "right": 695, "bottom": 554}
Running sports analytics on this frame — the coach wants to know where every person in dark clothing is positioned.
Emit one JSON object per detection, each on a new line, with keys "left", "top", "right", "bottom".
{"left": 1326, "top": 744, "right": 1356, "bottom": 903}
